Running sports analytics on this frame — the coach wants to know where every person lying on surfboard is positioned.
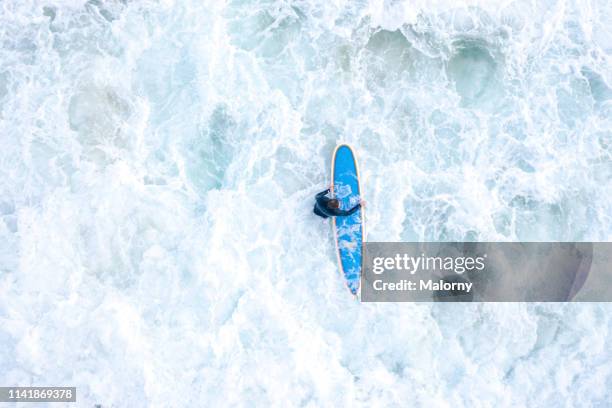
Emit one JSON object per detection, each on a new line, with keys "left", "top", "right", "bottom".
{"left": 313, "top": 187, "right": 363, "bottom": 219}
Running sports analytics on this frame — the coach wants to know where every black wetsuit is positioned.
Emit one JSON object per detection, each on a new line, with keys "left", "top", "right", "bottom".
{"left": 313, "top": 189, "right": 361, "bottom": 219}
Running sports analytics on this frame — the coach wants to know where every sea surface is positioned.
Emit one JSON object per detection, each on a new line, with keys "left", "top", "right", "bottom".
{"left": 1, "top": 0, "right": 611, "bottom": 406}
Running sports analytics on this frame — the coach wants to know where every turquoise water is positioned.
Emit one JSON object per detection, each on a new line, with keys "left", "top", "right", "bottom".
{"left": 0, "top": 0, "right": 611, "bottom": 405}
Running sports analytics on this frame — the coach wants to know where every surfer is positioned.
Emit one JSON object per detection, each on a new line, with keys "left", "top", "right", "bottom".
{"left": 313, "top": 187, "right": 363, "bottom": 219}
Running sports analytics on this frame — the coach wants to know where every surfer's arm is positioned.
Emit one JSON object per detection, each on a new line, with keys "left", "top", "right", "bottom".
{"left": 315, "top": 189, "right": 330, "bottom": 198}
{"left": 334, "top": 203, "right": 361, "bottom": 217}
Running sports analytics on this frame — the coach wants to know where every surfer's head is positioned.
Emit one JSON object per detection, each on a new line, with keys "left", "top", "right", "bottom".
{"left": 327, "top": 199, "right": 340, "bottom": 209}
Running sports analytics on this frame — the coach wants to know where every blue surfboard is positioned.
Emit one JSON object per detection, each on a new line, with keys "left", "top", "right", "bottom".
{"left": 332, "top": 144, "right": 364, "bottom": 296}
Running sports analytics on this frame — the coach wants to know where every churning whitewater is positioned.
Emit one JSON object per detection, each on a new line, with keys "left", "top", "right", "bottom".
{"left": 0, "top": 0, "right": 611, "bottom": 406}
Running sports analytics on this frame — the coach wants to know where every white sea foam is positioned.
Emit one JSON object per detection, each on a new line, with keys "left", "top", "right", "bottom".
{"left": 0, "top": 0, "right": 611, "bottom": 406}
